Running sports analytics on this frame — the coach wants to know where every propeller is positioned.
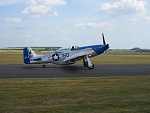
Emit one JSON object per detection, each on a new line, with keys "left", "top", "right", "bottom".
{"left": 102, "top": 33, "right": 109, "bottom": 61}
{"left": 102, "top": 33, "right": 106, "bottom": 45}
{"left": 102, "top": 33, "right": 109, "bottom": 49}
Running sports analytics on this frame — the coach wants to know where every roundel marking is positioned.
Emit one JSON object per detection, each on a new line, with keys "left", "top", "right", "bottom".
{"left": 52, "top": 54, "right": 59, "bottom": 61}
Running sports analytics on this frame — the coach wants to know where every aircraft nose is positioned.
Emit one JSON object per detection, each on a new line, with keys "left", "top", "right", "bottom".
{"left": 105, "top": 44, "right": 109, "bottom": 50}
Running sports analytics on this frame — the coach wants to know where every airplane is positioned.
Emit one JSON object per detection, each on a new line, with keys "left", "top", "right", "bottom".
{"left": 23, "top": 33, "right": 109, "bottom": 69}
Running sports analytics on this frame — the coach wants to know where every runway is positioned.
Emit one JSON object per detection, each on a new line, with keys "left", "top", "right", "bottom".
{"left": 0, "top": 64, "right": 150, "bottom": 78}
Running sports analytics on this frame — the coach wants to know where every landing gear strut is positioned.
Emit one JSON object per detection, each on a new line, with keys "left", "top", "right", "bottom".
{"left": 83, "top": 58, "right": 88, "bottom": 67}
{"left": 83, "top": 56, "right": 94, "bottom": 70}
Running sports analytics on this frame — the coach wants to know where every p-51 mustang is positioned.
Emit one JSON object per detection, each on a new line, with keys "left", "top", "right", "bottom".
{"left": 23, "top": 33, "right": 109, "bottom": 69}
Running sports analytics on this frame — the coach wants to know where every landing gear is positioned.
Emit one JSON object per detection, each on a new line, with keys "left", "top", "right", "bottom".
{"left": 83, "top": 58, "right": 88, "bottom": 67}
{"left": 88, "top": 63, "right": 94, "bottom": 70}
{"left": 42, "top": 64, "right": 46, "bottom": 68}
{"left": 83, "top": 56, "right": 94, "bottom": 70}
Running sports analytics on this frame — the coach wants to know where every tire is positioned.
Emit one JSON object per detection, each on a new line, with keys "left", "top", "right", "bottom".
{"left": 42, "top": 65, "right": 46, "bottom": 68}
{"left": 88, "top": 63, "right": 94, "bottom": 70}
{"left": 84, "top": 61, "right": 88, "bottom": 67}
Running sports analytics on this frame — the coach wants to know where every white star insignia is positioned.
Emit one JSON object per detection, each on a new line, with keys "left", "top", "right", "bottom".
{"left": 53, "top": 54, "right": 59, "bottom": 60}
{"left": 52, "top": 54, "right": 59, "bottom": 61}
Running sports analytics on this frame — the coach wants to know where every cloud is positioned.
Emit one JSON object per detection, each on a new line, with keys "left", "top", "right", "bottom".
{"left": 26, "top": 34, "right": 33, "bottom": 38}
{"left": 25, "top": 34, "right": 40, "bottom": 41}
{"left": 0, "top": 0, "right": 25, "bottom": 6}
{"left": 143, "top": 15, "right": 150, "bottom": 22}
{"left": 22, "top": 0, "right": 67, "bottom": 17}
{"left": 53, "top": 11, "right": 58, "bottom": 16}
{"left": 59, "top": 30, "right": 69, "bottom": 40}
{"left": 100, "top": 0, "right": 146, "bottom": 14}
{"left": 126, "top": 15, "right": 150, "bottom": 23}
{"left": 5, "top": 18, "right": 23, "bottom": 23}
{"left": 126, "top": 18, "right": 140, "bottom": 23}
{"left": 53, "top": 30, "right": 69, "bottom": 42}
{"left": 15, "top": 25, "right": 30, "bottom": 30}
{"left": 74, "top": 22, "right": 113, "bottom": 29}
{"left": 60, "top": 30, "right": 68, "bottom": 34}
{"left": 22, "top": 5, "right": 51, "bottom": 17}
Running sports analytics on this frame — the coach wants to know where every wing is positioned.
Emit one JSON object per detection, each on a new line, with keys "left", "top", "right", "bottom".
{"left": 63, "top": 48, "right": 93, "bottom": 62}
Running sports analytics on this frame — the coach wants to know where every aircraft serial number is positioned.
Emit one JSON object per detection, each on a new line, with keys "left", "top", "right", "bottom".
{"left": 59, "top": 53, "right": 69, "bottom": 58}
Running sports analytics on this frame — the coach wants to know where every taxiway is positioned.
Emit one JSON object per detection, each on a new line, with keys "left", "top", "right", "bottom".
{"left": 0, "top": 64, "right": 150, "bottom": 78}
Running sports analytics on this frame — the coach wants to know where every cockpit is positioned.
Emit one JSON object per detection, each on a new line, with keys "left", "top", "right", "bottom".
{"left": 57, "top": 46, "right": 79, "bottom": 52}
{"left": 71, "top": 46, "right": 79, "bottom": 51}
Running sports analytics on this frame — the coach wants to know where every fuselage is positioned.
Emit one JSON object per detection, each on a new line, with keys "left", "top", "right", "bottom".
{"left": 24, "top": 44, "right": 109, "bottom": 65}
{"left": 23, "top": 33, "right": 109, "bottom": 69}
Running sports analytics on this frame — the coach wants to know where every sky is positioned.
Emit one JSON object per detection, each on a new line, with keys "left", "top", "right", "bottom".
{"left": 0, "top": 0, "right": 150, "bottom": 49}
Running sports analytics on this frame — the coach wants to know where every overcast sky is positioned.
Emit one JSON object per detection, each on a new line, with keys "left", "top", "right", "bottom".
{"left": 0, "top": 0, "right": 150, "bottom": 49}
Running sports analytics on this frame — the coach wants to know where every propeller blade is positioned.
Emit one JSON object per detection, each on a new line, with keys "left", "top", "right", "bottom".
{"left": 102, "top": 33, "right": 106, "bottom": 45}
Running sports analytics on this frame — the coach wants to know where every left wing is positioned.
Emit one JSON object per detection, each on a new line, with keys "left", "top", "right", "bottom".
{"left": 63, "top": 48, "right": 93, "bottom": 62}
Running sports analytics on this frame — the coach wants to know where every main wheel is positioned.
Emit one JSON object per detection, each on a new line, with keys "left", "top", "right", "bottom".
{"left": 88, "top": 63, "right": 94, "bottom": 70}
{"left": 42, "top": 65, "right": 46, "bottom": 68}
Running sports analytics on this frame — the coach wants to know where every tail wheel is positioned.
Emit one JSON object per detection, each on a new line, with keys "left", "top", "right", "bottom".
{"left": 88, "top": 63, "right": 94, "bottom": 70}
{"left": 42, "top": 65, "right": 46, "bottom": 68}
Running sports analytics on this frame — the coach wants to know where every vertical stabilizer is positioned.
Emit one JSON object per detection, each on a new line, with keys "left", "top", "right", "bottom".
{"left": 27, "top": 47, "right": 37, "bottom": 58}
{"left": 23, "top": 47, "right": 37, "bottom": 64}
{"left": 23, "top": 47, "right": 30, "bottom": 64}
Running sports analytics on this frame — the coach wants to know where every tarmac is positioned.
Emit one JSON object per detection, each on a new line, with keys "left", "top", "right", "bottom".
{"left": 0, "top": 64, "right": 150, "bottom": 78}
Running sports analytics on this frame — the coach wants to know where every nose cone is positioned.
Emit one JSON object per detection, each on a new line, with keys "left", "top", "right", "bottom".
{"left": 104, "top": 44, "right": 109, "bottom": 50}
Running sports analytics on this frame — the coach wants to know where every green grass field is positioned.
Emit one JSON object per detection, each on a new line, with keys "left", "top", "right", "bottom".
{"left": 0, "top": 77, "right": 150, "bottom": 113}
{"left": 0, "top": 52, "right": 150, "bottom": 64}
{"left": 0, "top": 52, "right": 150, "bottom": 112}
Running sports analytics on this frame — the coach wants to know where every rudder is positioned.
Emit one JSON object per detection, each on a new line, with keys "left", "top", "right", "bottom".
{"left": 23, "top": 47, "right": 30, "bottom": 64}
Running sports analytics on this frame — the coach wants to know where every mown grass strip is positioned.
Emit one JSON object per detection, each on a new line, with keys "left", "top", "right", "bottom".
{"left": 0, "top": 52, "right": 150, "bottom": 64}
{"left": 0, "top": 76, "right": 150, "bottom": 113}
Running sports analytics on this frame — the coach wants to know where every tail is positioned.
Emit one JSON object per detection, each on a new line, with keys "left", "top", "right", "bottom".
{"left": 23, "top": 47, "right": 37, "bottom": 64}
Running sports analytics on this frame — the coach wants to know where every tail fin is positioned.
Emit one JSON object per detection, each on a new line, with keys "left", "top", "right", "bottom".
{"left": 23, "top": 47, "right": 37, "bottom": 64}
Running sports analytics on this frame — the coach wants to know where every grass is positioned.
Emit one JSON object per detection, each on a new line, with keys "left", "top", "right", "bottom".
{"left": 0, "top": 52, "right": 150, "bottom": 112}
{"left": 0, "top": 52, "right": 150, "bottom": 64}
{"left": 0, "top": 52, "right": 23, "bottom": 64}
{"left": 90, "top": 52, "right": 150, "bottom": 64}
{"left": 0, "top": 77, "right": 150, "bottom": 113}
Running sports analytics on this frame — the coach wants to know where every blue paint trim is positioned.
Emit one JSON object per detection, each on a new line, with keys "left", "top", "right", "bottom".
{"left": 78, "top": 45, "right": 103, "bottom": 50}
{"left": 93, "top": 46, "right": 105, "bottom": 55}
{"left": 78, "top": 44, "right": 109, "bottom": 55}
{"left": 23, "top": 47, "right": 30, "bottom": 64}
